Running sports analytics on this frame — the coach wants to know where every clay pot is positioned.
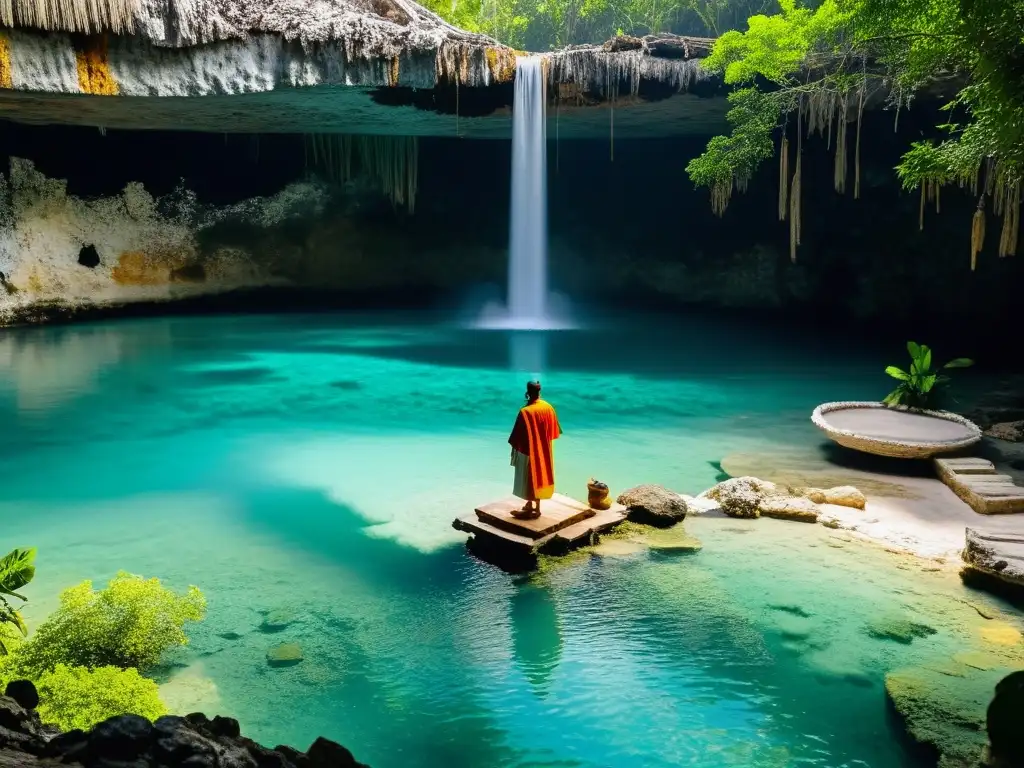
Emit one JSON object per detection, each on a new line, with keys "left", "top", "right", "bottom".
{"left": 587, "top": 478, "right": 611, "bottom": 510}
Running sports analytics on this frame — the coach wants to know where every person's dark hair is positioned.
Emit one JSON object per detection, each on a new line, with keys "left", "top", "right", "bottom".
{"left": 526, "top": 380, "right": 541, "bottom": 400}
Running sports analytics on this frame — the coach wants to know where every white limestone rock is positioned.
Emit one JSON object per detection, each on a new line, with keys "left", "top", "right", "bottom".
{"left": 701, "top": 476, "right": 780, "bottom": 519}
{"left": 823, "top": 486, "right": 866, "bottom": 510}
{"left": 759, "top": 496, "right": 820, "bottom": 523}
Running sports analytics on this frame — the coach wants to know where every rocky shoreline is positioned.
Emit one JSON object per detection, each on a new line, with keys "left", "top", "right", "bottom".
{"left": 0, "top": 680, "right": 367, "bottom": 768}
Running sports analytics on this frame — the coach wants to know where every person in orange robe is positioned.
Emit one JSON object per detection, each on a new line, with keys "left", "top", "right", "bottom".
{"left": 508, "top": 380, "right": 562, "bottom": 519}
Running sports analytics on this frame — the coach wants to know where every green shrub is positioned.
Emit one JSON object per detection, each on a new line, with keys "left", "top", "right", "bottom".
{"left": 35, "top": 664, "right": 167, "bottom": 731}
{"left": 13, "top": 571, "right": 206, "bottom": 678}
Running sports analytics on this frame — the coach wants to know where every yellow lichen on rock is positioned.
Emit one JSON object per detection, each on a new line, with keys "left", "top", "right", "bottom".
{"left": 387, "top": 56, "right": 400, "bottom": 86}
{"left": 75, "top": 35, "right": 119, "bottom": 96}
{"left": 485, "top": 47, "right": 516, "bottom": 83}
{"left": 111, "top": 251, "right": 173, "bottom": 285}
{"left": 0, "top": 33, "right": 13, "bottom": 90}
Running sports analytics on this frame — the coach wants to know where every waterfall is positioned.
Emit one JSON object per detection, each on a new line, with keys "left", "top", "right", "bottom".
{"left": 474, "top": 55, "right": 573, "bottom": 333}
{"left": 507, "top": 56, "right": 548, "bottom": 326}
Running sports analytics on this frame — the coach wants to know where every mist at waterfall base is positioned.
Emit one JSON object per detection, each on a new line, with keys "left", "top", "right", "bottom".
{"left": 474, "top": 56, "right": 575, "bottom": 336}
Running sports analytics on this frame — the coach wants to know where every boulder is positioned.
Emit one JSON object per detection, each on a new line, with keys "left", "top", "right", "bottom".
{"left": 988, "top": 671, "right": 1024, "bottom": 766}
{"left": 0, "top": 685, "right": 369, "bottom": 768}
{"left": 2, "top": 682, "right": 37, "bottom": 712}
{"left": 961, "top": 528, "right": 1024, "bottom": 598}
{"left": 759, "top": 497, "right": 819, "bottom": 523}
{"left": 985, "top": 421, "right": 1024, "bottom": 442}
{"left": 701, "top": 476, "right": 780, "bottom": 519}
{"left": 822, "top": 486, "right": 866, "bottom": 510}
{"left": 266, "top": 643, "right": 304, "bottom": 668}
{"left": 616, "top": 485, "right": 688, "bottom": 527}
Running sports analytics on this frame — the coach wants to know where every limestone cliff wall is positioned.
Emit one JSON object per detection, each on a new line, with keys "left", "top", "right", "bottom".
{"left": 0, "top": 158, "right": 330, "bottom": 321}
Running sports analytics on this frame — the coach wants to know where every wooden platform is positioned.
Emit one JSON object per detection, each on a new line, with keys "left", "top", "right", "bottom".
{"left": 453, "top": 493, "right": 628, "bottom": 555}
{"left": 935, "top": 458, "right": 1024, "bottom": 515}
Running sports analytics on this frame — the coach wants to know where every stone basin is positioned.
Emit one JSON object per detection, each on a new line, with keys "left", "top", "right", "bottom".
{"left": 812, "top": 401, "right": 982, "bottom": 458}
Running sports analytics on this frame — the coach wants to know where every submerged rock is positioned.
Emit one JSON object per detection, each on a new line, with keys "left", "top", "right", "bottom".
{"left": 701, "top": 476, "right": 780, "bottom": 519}
{"left": 267, "top": 643, "right": 304, "bottom": 667}
{"left": 759, "top": 496, "right": 819, "bottom": 523}
{"left": 985, "top": 421, "right": 1024, "bottom": 442}
{"left": 261, "top": 608, "right": 301, "bottom": 632}
{"left": 886, "top": 664, "right": 1003, "bottom": 767}
{"left": 866, "top": 618, "right": 937, "bottom": 644}
{"left": 616, "top": 485, "right": 688, "bottom": 527}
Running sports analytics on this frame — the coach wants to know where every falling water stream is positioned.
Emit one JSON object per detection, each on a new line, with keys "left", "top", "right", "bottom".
{"left": 477, "top": 56, "right": 570, "bottom": 338}
{"left": 507, "top": 56, "right": 549, "bottom": 326}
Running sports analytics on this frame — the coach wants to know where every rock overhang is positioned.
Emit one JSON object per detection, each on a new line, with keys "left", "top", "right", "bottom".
{"left": 0, "top": 0, "right": 730, "bottom": 139}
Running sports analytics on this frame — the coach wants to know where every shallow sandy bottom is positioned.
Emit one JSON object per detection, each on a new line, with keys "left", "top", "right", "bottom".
{"left": 722, "top": 450, "right": 1024, "bottom": 559}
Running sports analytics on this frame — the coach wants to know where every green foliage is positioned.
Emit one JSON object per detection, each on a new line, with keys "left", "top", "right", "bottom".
{"left": 0, "top": 548, "right": 35, "bottom": 655}
{"left": 423, "top": 0, "right": 776, "bottom": 49}
{"left": 35, "top": 664, "right": 167, "bottom": 732}
{"left": 13, "top": 572, "right": 206, "bottom": 678}
{"left": 686, "top": 87, "right": 779, "bottom": 186}
{"left": 883, "top": 341, "right": 974, "bottom": 408}
{"left": 686, "top": 0, "right": 1024, "bottom": 198}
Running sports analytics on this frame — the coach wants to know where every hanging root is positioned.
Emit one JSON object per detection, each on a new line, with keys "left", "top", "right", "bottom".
{"left": 971, "top": 195, "right": 986, "bottom": 271}
{"left": 711, "top": 178, "right": 733, "bottom": 217}
{"left": 854, "top": 82, "right": 864, "bottom": 199}
{"left": 919, "top": 183, "right": 926, "bottom": 231}
{"left": 789, "top": 97, "right": 803, "bottom": 262}
{"left": 304, "top": 134, "right": 419, "bottom": 213}
{"left": 833, "top": 95, "right": 847, "bottom": 194}
{"left": 998, "top": 181, "right": 1020, "bottom": 257}
{"left": 778, "top": 133, "right": 789, "bottom": 221}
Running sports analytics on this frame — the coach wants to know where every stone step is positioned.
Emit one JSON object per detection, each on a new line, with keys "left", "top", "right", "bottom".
{"left": 934, "top": 457, "right": 1024, "bottom": 515}
{"left": 940, "top": 457, "right": 997, "bottom": 474}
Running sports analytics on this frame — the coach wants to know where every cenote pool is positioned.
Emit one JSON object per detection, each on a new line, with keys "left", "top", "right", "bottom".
{"left": 0, "top": 311, "right": 1017, "bottom": 768}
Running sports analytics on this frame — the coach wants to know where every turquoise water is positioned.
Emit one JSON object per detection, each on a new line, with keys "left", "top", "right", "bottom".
{"left": 0, "top": 313, "right": 1009, "bottom": 767}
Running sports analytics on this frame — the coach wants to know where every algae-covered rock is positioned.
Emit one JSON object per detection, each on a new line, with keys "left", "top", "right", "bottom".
{"left": 823, "top": 486, "right": 867, "bottom": 510}
{"left": 885, "top": 664, "right": 1004, "bottom": 767}
{"left": 701, "top": 476, "right": 780, "bottom": 519}
{"left": 267, "top": 643, "right": 304, "bottom": 668}
{"left": 616, "top": 485, "right": 688, "bottom": 527}
{"left": 261, "top": 609, "right": 301, "bottom": 633}
{"left": 866, "top": 617, "right": 937, "bottom": 644}
{"left": 759, "top": 496, "right": 819, "bottom": 523}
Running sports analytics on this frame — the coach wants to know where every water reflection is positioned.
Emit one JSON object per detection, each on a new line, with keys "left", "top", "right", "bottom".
{"left": 509, "top": 331, "right": 548, "bottom": 377}
{"left": 509, "top": 583, "right": 562, "bottom": 695}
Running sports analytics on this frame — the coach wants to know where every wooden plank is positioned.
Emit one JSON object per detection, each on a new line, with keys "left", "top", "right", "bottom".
{"left": 476, "top": 495, "right": 595, "bottom": 540}
{"left": 453, "top": 513, "right": 555, "bottom": 553}
{"left": 553, "top": 507, "right": 628, "bottom": 545}
{"left": 960, "top": 475, "right": 1015, "bottom": 485}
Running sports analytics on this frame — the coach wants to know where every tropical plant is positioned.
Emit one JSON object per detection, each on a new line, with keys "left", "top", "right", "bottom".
{"left": 12, "top": 571, "right": 206, "bottom": 678}
{"left": 883, "top": 341, "right": 973, "bottom": 408}
{"left": 685, "top": 0, "right": 1024, "bottom": 265}
{"left": 0, "top": 548, "right": 35, "bottom": 655}
{"left": 35, "top": 664, "right": 167, "bottom": 731}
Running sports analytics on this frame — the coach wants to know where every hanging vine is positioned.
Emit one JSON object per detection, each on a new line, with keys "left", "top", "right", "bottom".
{"left": 304, "top": 134, "right": 419, "bottom": 213}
